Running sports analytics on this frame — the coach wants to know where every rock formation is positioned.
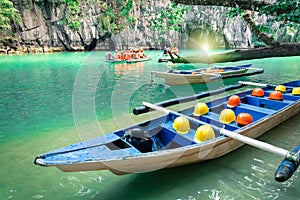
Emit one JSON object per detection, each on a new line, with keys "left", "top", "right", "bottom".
{"left": 2, "top": 0, "right": 253, "bottom": 54}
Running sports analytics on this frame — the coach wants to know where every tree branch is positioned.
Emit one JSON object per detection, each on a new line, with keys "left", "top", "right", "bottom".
{"left": 171, "top": 0, "right": 272, "bottom": 11}
{"left": 242, "top": 10, "right": 279, "bottom": 46}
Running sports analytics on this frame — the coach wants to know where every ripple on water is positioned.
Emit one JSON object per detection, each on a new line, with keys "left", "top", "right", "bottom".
{"left": 32, "top": 194, "right": 44, "bottom": 199}
{"left": 75, "top": 185, "right": 92, "bottom": 197}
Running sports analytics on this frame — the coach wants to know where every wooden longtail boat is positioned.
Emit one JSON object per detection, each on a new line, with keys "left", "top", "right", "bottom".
{"left": 105, "top": 56, "right": 151, "bottom": 63}
{"left": 151, "top": 64, "right": 264, "bottom": 86}
{"left": 34, "top": 80, "right": 300, "bottom": 177}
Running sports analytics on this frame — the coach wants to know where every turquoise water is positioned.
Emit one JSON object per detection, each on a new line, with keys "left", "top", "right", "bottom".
{"left": 0, "top": 51, "right": 299, "bottom": 199}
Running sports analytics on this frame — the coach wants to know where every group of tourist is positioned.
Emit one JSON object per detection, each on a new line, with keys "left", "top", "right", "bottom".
{"left": 105, "top": 48, "right": 147, "bottom": 61}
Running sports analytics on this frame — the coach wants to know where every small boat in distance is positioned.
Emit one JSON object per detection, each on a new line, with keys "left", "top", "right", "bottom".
{"left": 151, "top": 64, "right": 264, "bottom": 85}
{"left": 34, "top": 80, "right": 300, "bottom": 178}
{"left": 105, "top": 56, "right": 151, "bottom": 63}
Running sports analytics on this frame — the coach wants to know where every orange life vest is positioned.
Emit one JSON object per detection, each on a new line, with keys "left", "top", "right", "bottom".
{"left": 125, "top": 53, "right": 131, "bottom": 60}
{"left": 120, "top": 54, "right": 125, "bottom": 60}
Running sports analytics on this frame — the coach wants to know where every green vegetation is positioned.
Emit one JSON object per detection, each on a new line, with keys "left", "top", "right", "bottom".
{"left": 98, "top": 0, "right": 136, "bottom": 32}
{"left": 61, "top": 0, "right": 136, "bottom": 32}
{"left": 258, "top": 0, "right": 300, "bottom": 42}
{"left": 226, "top": 0, "right": 300, "bottom": 43}
{"left": 61, "top": 0, "right": 81, "bottom": 29}
{"left": 0, "top": 0, "right": 21, "bottom": 38}
{"left": 147, "top": 2, "right": 190, "bottom": 35}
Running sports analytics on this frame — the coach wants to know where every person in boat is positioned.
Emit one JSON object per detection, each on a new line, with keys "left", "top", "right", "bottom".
{"left": 135, "top": 49, "right": 140, "bottom": 59}
{"left": 105, "top": 51, "right": 114, "bottom": 60}
{"left": 171, "top": 47, "right": 178, "bottom": 55}
{"left": 139, "top": 49, "right": 146, "bottom": 59}
{"left": 163, "top": 46, "right": 167, "bottom": 55}
{"left": 114, "top": 50, "right": 120, "bottom": 60}
{"left": 120, "top": 50, "right": 125, "bottom": 60}
{"left": 125, "top": 50, "right": 132, "bottom": 60}
{"left": 129, "top": 49, "right": 134, "bottom": 59}
{"left": 167, "top": 49, "right": 180, "bottom": 59}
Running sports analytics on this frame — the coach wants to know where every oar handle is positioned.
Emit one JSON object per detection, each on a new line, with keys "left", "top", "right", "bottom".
{"left": 133, "top": 83, "right": 245, "bottom": 115}
{"left": 220, "top": 129, "right": 289, "bottom": 158}
{"left": 239, "top": 81, "right": 295, "bottom": 90}
{"left": 239, "top": 81, "right": 270, "bottom": 87}
{"left": 210, "top": 68, "right": 264, "bottom": 81}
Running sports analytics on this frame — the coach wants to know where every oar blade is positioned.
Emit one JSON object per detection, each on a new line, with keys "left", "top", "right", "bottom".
{"left": 274, "top": 145, "right": 300, "bottom": 182}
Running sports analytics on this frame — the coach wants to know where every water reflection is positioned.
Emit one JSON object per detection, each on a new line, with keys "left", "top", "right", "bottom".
{"left": 113, "top": 62, "right": 145, "bottom": 75}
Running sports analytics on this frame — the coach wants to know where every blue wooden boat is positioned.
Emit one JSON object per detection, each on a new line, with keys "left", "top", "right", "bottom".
{"left": 34, "top": 80, "right": 300, "bottom": 178}
{"left": 151, "top": 64, "right": 264, "bottom": 85}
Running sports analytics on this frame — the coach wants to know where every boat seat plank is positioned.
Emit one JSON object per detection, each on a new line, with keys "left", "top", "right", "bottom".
{"left": 264, "top": 91, "right": 300, "bottom": 102}
{"left": 244, "top": 95, "right": 290, "bottom": 110}
{"left": 46, "top": 133, "right": 122, "bottom": 155}
{"left": 159, "top": 122, "right": 196, "bottom": 145}
{"left": 194, "top": 112, "right": 240, "bottom": 131}
{"left": 238, "top": 102, "right": 275, "bottom": 115}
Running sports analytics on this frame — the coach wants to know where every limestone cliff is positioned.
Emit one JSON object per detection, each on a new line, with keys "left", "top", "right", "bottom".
{"left": 2, "top": 0, "right": 252, "bottom": 54}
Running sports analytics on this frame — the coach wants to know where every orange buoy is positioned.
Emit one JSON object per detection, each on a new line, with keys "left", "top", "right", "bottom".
{"left": 236, "top": 113, "right": 253, "bottom": 126}
{"left": 251, "top": 88, "right": 264, "bottom": 97}
{"left": 227, "top": 95, "right": 241, "bottom": 108}
{"left": 269, "top": 91, "right": 283, "bottom": 100}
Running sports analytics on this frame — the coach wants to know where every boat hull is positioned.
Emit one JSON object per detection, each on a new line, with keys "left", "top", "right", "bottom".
{"left": 152, "top": 64, "right": 264, "bottom": 86}
{"left": 152, "top": 71, "right": 216, "bottom": 85}
{"left": 34, "top": 80, "right": 300, "bottom": 175}
{"left": 46, "top": 100, "right": 299, "bottom": 175}
{"left": 105, "top": 57, "right": 151, "bottom": 63}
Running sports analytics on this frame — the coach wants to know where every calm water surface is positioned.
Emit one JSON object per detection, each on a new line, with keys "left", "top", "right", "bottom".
{"left": 0, "top": 51, "right": 299, "bottom": 200}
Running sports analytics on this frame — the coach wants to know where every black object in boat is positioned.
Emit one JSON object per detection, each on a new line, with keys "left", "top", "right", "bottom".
{"left": 124, "top": 128, "right": 153, "bottom": 153}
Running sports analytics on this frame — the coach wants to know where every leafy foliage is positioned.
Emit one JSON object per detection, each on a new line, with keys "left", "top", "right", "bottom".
{"left": 61, "top": 0, "right": 136, "bottom": 32}
{"left": 62, "top": 0, "right": 82, "bottom": 29}
{"left": 259, "top": 0, "right": 300, "bottom": 24}
{"left": 226, "top": 0, "right": 300, "bottom": 43}
{"left": 0, "top": 0, "right": 21, "bottom": 37}
{"left": 226, "top": 7, "right": 244, "bottom": 18}
{"left": 147, "top": 2, "right": 190, "bottom": 34}
{"left": 99, "top": 0, "right": 136, "bottom": 32}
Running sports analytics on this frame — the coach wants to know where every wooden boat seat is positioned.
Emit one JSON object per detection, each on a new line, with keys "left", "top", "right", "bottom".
{"left": 238, "top": 102, "right": 276, "bottom": 114}
{"left": 157, "top": 123, "right": 196, "bottom": 148}
{"left": 244, "top": 95, "right": 291, "bottom": 110}
{"left": 264, "top": 91, "right": 300, "bottom": 102}
{"left": 193, "top": 112, "right": 239, "bottom": 131}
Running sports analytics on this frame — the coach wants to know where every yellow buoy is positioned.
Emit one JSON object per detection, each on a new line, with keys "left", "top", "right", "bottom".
{"left": 275, "top": 85, "right": 286, "bottom": 93}
{"left": 219, "top": 109, "right": 236, "bottom": 124}
{"left": 194, "top": 125, "right": 215, "bottom": 143}
{"left": 172, "top": 116, "right": 190, "bottom": 134}
{"left": 292, "top": 87, "right": 300, "bottom": 95}
{"left": 193, "top": 102, "right": 209, "bottom": 116}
